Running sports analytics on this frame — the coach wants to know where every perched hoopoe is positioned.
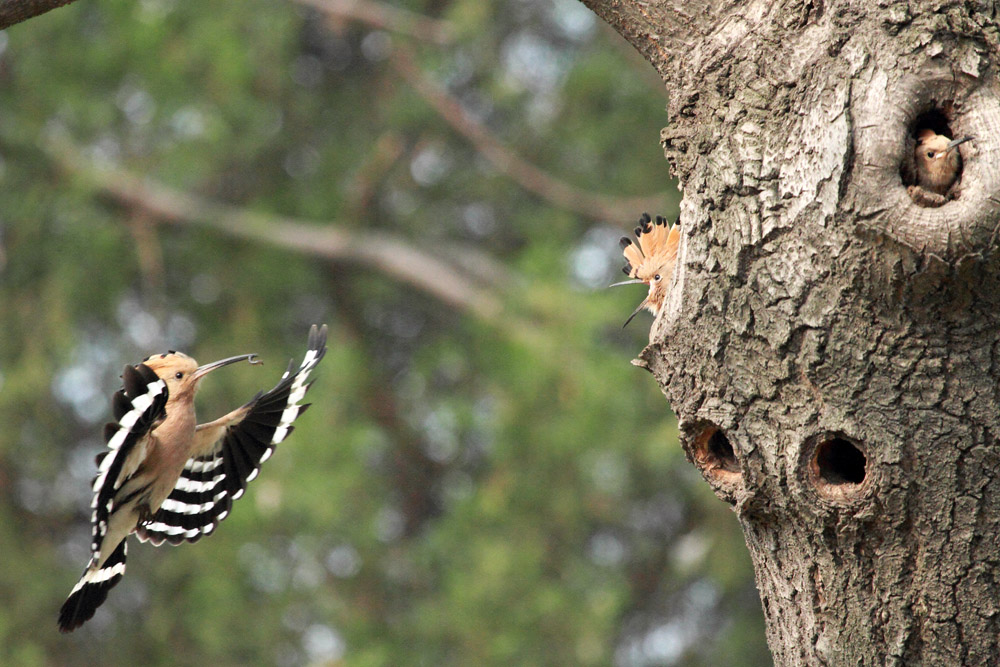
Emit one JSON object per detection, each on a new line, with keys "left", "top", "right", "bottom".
{"left": 913, "top": 129, "right": 972, "bottom": 196}
{"left": 58, "top": 324, "right": 328, "bottom": 633}
{"left": 614, "top": 213, "right": 681, "bottom": 327}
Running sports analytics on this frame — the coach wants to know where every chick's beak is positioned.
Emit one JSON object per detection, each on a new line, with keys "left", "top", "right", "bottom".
{"left": 193, "top": 354, "right": 260, "bottom": 381}
{"left": 946, "top": 136, "right": 973, "bottom": 153}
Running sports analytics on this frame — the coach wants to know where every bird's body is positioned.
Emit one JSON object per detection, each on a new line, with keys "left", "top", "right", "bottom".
{"left": 912, "top": 129, "right": 972, "bottom": 197}
{"left": 615, "top": 213, "right": 681, "bottom": 327}
{"left": 58, "top": 325, "right": 327, "bottom": 632}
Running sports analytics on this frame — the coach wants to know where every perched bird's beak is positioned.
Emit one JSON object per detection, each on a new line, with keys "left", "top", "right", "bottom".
{"left": 193, "top": 354, "right": 260, "bottom": 380}
{"left": 609, "top": 279, "right": 645, "bottom": 287}
{"left": 622, "top": 299, "right": 648, "bottom": 329}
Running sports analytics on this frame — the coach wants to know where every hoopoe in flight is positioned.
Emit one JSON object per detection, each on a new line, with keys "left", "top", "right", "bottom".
{"left": 58, "top": 324, "right": 328, "bottom": 633}
{"left": 614, "top": 213, "right": 681, "bottom": 327}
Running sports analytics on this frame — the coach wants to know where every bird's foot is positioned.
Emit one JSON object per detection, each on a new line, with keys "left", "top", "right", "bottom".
{"left": 907, "top": 185, "right": 948, "bottom": 208}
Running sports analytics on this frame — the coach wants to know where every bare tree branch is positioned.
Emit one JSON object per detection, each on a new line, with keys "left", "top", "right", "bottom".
{"left": 43, "top": 136, "right": 509, "bottom": 323}
{"left": 341, "top": 131, "right": 516, "bottom": 289}
{"left": 343, "top": 130, "right": 406, "bottom": 217}
{"left": 125, "top": 210, "right": 167, "bottom": 311}
{"left": 294, "top": 0, "right": 455, "bottom": 45}
{"left": 0, "top": 0, "right": 77, "bottom": 30}
{"left": 389, "top": 45, "right": 672, "bottom": 223}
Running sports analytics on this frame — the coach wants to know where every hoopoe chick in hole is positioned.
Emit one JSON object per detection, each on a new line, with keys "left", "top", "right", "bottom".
{"left": 58, "top": 324, "right": 328, "bottom": 633}
{"left": 908, "top": 129, "right": 973, "bottom": 206}
{"left": 614, "top": 213, "right": 681, "bottom": 327}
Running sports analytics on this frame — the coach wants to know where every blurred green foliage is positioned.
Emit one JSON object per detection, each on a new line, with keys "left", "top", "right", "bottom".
{"left": 0, "top": 0, "right": 768, "bottom": 664}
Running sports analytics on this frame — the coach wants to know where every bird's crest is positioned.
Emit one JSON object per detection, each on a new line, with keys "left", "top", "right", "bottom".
{"left": 614, "top": 213, "right": 680, "bottom": 327}
{"left": 619, "top": 213, "right": 679, "bottom": 282}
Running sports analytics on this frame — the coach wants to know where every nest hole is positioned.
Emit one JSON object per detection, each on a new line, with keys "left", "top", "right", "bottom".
{"left": 911, "top": 107, "right": 955, "bottom": 141}
{"left": 810, "top": 436, "right": 867, "bottom": 488}
{"left": 693, "top": 424, "right": 740, "bottom": 476}
{"left": 901, "top": 105, "right": 969, "bottom": 208}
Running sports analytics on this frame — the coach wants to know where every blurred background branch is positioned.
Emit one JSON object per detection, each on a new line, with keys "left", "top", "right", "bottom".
{"left": 41, "top": 133, "right": 508, "bottom": 323}
{"left": 390, "top": 43, "right": 671, "bottom": 223}
{"left": 295, "top": 0, "right": 456, "bottom": 45}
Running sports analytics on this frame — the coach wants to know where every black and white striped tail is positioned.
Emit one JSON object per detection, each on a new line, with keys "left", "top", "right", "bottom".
{"left": 58, "top": 541, "right": 128, "bottom": 633}
{"left": 137, "top": 324, "right": 328, "bottom": 546}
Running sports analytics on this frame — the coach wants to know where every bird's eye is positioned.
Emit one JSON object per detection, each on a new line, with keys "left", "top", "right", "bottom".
{"left": 927, "top": 151, "right": 935, "bottom": 158}
{"left": 654, "top": 274, "right": 661, "bottom": 281}
{"left": 174, "top": 372, "right": 183, "bottom": 379}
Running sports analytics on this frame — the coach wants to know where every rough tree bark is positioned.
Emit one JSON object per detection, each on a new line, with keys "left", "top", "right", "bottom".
{"left": 581, "top": 1, "right": 1000, "bottom": 664}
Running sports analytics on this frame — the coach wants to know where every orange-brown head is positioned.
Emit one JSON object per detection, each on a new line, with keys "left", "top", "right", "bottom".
{"left": 914, "top": 129, "right": 972, "bottom": 195}
{"left": 140, "top": 351, "right": 259, "bottom": 403}
{"left": 614, "top": 213, "right": 680, "bottom": 327}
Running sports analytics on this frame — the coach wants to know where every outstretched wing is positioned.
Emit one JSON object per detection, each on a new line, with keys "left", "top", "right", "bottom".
{"left": 136, "top": 324, "right": 328, "bottom": 546}
{"left": 59, "top": 364, "right": 167, "bottom": 633}
{"left": 90, "top": 363, "right": 168, "bottom": 562}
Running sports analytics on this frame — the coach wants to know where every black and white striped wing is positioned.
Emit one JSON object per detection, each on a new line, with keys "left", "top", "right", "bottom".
{"left": 59, "top": 364, "right": 167, "bottom": 633}
{"left": 90, "top": 363, "right": 168, "bottom": 561}
{"left": 136, "top": 324, "right": 327, "bottom": 546}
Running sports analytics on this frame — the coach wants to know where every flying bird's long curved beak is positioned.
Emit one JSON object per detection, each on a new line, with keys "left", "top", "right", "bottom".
{"left": 609, "top": 279, "right": 645, "bottom": 287}
{"left": 193, "top": 354, "right": 260, "bottom": 380}
{"left": 622, "top": 299, "right": 648, "bottom": 329}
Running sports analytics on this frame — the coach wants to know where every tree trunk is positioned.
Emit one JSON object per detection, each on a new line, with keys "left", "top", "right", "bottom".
{"left": 582, "top": 1, "right": 1000, "bottom": 664}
